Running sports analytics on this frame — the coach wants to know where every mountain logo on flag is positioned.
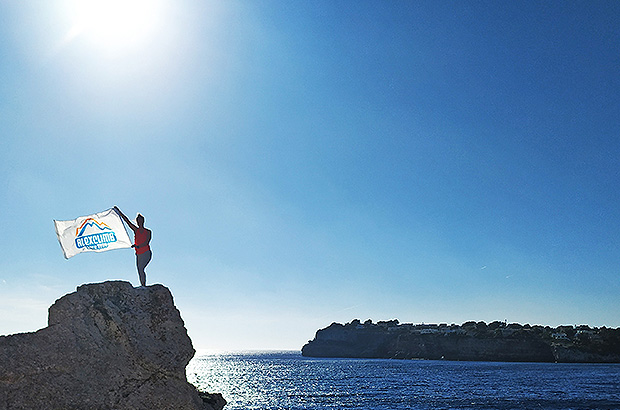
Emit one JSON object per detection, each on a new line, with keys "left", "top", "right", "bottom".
{"left": 74, "top": 218, "right": 118, "bottom": 250}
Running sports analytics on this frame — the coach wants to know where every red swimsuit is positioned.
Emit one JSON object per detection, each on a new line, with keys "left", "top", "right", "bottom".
{"left": 134, "top": 228, "right": 151, "bottom": 255}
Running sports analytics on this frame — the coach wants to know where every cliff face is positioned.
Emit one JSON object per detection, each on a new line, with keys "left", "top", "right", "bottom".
{"left": 302, "top": 320, "right": 620, "bottom": 363}
{"left": 0, "top": 281, "right": 225, "bottom": 410}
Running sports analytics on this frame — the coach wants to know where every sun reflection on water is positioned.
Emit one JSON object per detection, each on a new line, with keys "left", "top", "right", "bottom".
{"left": 187, "top": 351, "right": 620, "bottom": 410}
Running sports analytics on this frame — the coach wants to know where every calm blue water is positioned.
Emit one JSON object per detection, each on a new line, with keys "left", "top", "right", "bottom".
{"left": 187, "top": 351, "right": 620, "bottom": 410}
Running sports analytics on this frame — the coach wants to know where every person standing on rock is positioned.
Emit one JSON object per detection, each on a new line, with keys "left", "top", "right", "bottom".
{"left": 114, "top": 206, "right": 152, "bottom": 287}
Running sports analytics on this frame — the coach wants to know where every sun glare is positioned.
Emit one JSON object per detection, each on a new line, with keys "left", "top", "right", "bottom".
{"left": 68, "top": 0, "right": 162, "bottom": 51}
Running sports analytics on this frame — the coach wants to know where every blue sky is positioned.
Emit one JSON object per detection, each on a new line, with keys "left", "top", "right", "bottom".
{"left": 1, "top": 1, "right": 619, "bottom": 350}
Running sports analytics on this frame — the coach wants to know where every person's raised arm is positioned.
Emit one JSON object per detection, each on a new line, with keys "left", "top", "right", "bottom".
{"left": 114, "top": 206, "right": 137, "bottom": 231}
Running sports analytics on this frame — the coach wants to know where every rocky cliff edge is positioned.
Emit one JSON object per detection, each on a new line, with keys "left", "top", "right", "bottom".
{"left": 302, "top": 319, "right": 620, "bottom": 362}
{"left": 0, "top": 281, "right": 225, "bottom": 410}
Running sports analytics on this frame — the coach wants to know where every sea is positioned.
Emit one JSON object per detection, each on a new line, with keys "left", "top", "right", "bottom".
{"left": 187, "top": 351, "right": 620, "bottom": 410}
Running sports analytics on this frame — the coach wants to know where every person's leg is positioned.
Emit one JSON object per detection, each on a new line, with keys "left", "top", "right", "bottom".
{"left": 137, "top": 265, "right": 146, "bottom": 287}
{"left": 135, "top": 254, "right": 145, "bottom": 286}
{"left": 136, "top": 251, "right": 151, "bottom": 286}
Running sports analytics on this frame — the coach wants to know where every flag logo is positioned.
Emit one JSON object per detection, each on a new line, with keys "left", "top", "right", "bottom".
{"left": 74, "top": 218, "right": 118, "bottom": 250}
{"left": 54, "top": 208, "right": 132, "bottom": 259}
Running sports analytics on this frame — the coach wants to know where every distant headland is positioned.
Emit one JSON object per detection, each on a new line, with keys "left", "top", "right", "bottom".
{"left": 302, "top": 319, "right": 620, "bottom": 363}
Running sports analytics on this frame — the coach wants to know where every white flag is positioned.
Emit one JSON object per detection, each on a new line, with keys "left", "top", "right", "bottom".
{"left": 54, "top": 208, "right": 132, "bottom": 259}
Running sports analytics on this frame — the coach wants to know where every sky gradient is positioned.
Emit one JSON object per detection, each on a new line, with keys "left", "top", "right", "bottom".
{"left": 1, "top": 1, "right": 620, "bottom": 350}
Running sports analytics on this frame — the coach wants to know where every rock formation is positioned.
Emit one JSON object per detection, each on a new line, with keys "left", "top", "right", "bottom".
{"left": 0, "top": 281, "right": 225, "bottom": 410}
{"left": 302, "top": 319, "right": 620, "bottom": 363}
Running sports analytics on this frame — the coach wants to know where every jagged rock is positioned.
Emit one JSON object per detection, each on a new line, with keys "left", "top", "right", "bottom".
{"left": 0, "top": 281, "right": 225, "bottom": 410}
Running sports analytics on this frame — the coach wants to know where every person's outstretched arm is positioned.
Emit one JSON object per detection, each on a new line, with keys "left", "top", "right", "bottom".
{"left": 114, "top": 206, "right": 137, "bottom": 232}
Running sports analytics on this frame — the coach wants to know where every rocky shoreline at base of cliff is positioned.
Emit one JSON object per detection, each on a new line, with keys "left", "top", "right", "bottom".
{"left": 0, "top": 281, "right": 225, "bottom": 410}
{"left": 302, "top": 319, "right": 620, "bottom": 363}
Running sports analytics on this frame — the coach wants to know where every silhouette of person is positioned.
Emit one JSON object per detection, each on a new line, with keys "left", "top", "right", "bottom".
{"left": 114, "top": 206, "right": 152, "bottom": 287}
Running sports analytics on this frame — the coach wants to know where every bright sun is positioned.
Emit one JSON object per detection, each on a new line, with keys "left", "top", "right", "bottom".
{"left": 67, "top": 0, "right": 162, "bottom": 51}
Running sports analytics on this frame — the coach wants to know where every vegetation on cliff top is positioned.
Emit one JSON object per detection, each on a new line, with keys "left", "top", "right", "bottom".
{"left": 316, "top": 319, "right": 620, "bottom": 358}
